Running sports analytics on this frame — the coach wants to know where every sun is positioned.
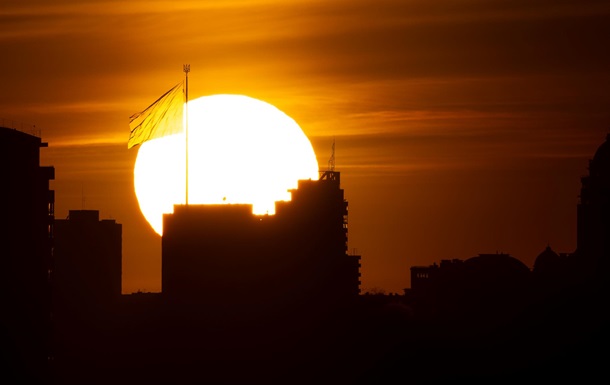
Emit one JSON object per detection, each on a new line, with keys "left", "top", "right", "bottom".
{"left": 133, "top": 94, "right": 319, "bottom": 235}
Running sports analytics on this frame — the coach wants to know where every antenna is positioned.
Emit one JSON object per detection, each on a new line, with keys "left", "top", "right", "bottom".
{"left": 328, "top": 137, "right": 335, "bottom": 171}
{"left": 81, "top": 183, "right": 85, "bottom": 209}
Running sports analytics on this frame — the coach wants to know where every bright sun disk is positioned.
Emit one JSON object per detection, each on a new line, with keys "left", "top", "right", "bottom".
{"left": 133, "top": 94, "right": 319, "bottom": 235}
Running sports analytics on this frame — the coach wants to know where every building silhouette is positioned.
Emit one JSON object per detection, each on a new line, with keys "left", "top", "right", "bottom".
{"left": 162, "top": 170, "right": 361, "bottom": 311}
{"left": 52, "top": 210, "right": 122, "bottom": 385}
{"left": 5, "top": 122, "right": 610, "bottom": 384}
{"left": 523, "top": 133, "right": 610, "bottom": 296}
{"left": 531, "top": 245, "right": 572, "bottom": 297}
{"left": 389, "top": 134, "right": 610, "bottom": 384}
{"left": 158, "top": 170, "right": 363, "bottom": 384}
{"left": 407, "top": 253, "right": 532, "bottom": 322}
{"left": 575, "top": 133, "right": 610, "bottom": 287}
{"left": 0, "top": 126, "right": 54, "bottom": 385}
{"left": 404, "top": 134, "right": 610, "bottom": 309}
{"left": 53, "top": 210, "right": 122, "bottom": 308}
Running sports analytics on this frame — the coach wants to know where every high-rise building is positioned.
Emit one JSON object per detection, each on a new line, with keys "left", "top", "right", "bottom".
{"left": 159, "top": 170, "right": 361, "bottom": 383}
{"left": 52, "top": 210, "right": 122, "bottom": 384}
{"left": 162, "top": 170, "right": 361, "bottom": 311}
{"left": 53, "top": 210, "right": 122, "bottom": 309}
{"left": 0, "top": 126, "right": 54, "bottom": 385}
{"left": 576, "top": 133, "right": 610, "bottom": 285}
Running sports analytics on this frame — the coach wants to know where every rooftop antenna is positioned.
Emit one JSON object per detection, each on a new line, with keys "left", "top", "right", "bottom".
{"left": 328, "top": 137, "right": 335, "bottom": 171}
{"left": 81, "top": 182, "right": 85, "bottom": 209}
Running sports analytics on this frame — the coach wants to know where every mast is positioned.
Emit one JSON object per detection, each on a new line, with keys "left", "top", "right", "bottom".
{"left": 183, "top": 64, "right": 190, "bottom": 205}
{"left": 328, "top": 136, "right": 335, "bottom": 171}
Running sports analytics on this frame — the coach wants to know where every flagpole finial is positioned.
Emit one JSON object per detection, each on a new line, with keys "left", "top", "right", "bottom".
{"left": 183, "top": 64, "right": 190, "bottom": 74}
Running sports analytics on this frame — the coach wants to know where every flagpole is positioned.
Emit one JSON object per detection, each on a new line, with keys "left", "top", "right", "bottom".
{"left": 183, "top": 64, "right": 190, "bottom": 205}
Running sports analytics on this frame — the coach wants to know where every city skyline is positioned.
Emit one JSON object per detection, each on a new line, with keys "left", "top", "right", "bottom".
{"left": 2, "top": 105, "right": 610, "bottom": 384}
{"left": 2, "top": 1, "right": 610, "bottom": 294}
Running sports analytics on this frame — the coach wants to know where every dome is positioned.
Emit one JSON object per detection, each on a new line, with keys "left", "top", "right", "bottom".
{"left": 593, "top": 133, "right": 610, "bottom": 162}
{"left": 590, "top": 133, "right": 610, "bottom": 177}
{"left": 533, "top": 245, "right": 561, "bottom": 273}
{"left": 464, "top": 253, "right": 530, "bottom": 277}
{"left": 462, "top": 253, "right": 531, "bottom": 293}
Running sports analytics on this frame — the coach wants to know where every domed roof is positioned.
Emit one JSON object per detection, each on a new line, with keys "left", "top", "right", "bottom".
{"left": 533, "top": 245, "right": 561, "bottom": 273}
{"left": 464, "top": 253, "right": 531, "bottom": 277}
{"left": 462, "top": 253, "right": 531, "bottom": 292}
{"left": 590, "top": 133, "right": 610, "bottom": 176}
{"left": 593, "top": 134, "right": 610, "bottom": 161}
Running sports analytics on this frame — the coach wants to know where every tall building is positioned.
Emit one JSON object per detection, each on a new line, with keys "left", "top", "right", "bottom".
{"left": 274, "top": 170, "right": 362, "bottom": 305}
{"left": 162, "top": 170, "right": 361, "bottom": 311}
{"left": 0, "top": 126, "right": 54, "bottom": 385}
{"left": 159, "top": 170, "right": 361, "bottom": 384}
{"left": 405, "top": 133, "right": 610, "bottom": 318}
{"left": 53, "top": 210, "right": 122, "bottom": 309}
{"left": 52, "top": 210, "right": 122, "bottom": 385}
{"left": 576, "top": 133, "right": 610, "bottom": 285}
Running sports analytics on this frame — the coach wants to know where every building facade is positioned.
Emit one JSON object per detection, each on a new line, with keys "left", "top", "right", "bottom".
{"left": 53, "top": 210, "right": 122, "bottom": 308}
{"left": 576, "top": 133, "right": 610, "bottom": 285}
{"left": 162, "top": 170, "right": 361, "bottom": 311}
{"left": 0, "top": 126, "right": 54, "bottom": 385}
{"left": 52, "top": 210, "right": 122, "bottom": 384}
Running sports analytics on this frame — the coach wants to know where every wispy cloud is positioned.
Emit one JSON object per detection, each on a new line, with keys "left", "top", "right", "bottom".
{"left": 1, "top": 0, "right": 609, "bottom": 152}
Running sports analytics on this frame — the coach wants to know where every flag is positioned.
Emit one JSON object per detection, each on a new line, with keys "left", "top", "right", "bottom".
{"left": 128, "top": 81, "right": 185, "bottom": 149}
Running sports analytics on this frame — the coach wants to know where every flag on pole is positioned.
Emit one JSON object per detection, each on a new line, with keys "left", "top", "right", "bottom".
{"left": 128, "top": 81, "right": 185, "bottom": 149}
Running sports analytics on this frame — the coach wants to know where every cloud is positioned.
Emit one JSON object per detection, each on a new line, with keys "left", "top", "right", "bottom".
{"left": 1, "top": 0, "right": 609, "bottom": 148}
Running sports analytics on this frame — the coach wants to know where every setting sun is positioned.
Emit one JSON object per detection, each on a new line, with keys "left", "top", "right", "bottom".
{"left": 133, "top": 94, "right": 319, "bottom": 235}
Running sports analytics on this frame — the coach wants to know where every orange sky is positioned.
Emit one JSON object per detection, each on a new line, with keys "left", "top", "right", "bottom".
{"left": 2, "top": 0, "right": 610, "bottom": 294}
